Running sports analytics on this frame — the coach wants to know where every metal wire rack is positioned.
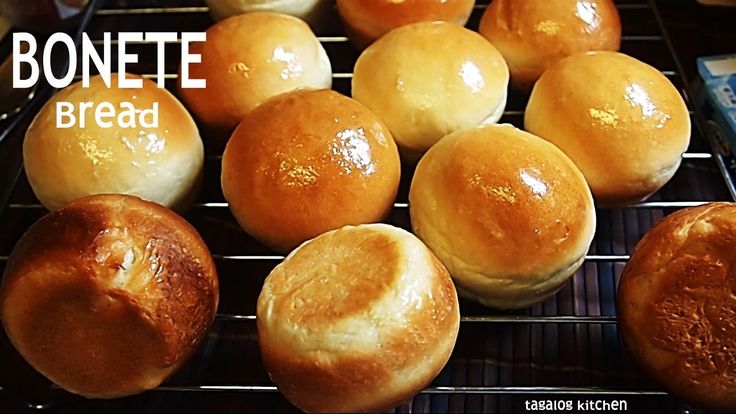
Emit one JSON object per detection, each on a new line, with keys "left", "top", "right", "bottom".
{"left": 0, "top": 0, "right": 734, "bottom": 412}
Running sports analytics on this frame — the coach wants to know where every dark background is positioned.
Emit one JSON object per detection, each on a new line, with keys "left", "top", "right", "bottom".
{"left": 1, "top": 0, "right": 735, "bottom": 413}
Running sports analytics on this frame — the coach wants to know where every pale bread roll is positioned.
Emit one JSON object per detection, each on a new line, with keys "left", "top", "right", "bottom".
{"left": 352, "top": 21, "right": 509, "bottom": 160}
{"left": 257, "top": 223, "right": 460, "bottom": 413}
{"left": 23, "top": 74, "right": 204, "bottom": 211}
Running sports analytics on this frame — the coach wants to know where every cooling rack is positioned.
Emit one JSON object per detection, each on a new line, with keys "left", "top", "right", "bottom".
{"left": 0, "top": 0, "right": 734, "bottom": 412}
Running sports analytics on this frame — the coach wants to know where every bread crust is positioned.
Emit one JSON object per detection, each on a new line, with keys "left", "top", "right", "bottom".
{"left": 409, "top": 124, "right": 596, "bottom": 309}
{"left": 479, "top": 0, "right": 621, "bottom": 90}
{"left": 0, "top": 194, "right": 219, "bottom": 398}
{"left": 337, "top": 0, "right": 475, "bottom": 49}
{"left": 23, "top": 74, "right": 204, "bottom": 211}
{"left": 525, "top": 51, "right": 691, "bottom": 206}
{"left": 352, "top": 21, "right": 509, "bottom": 158}
{"left": 257, "top": 224, "right": 460, "bottom": 413}
{"left": 221, "top": 89, "right": 401, "bottom": 253}
{"left": 178, "top": 12, "right": 332, "bottom": 137}
{"left": 618, "top": 203, "right": 736, "bottom": 412}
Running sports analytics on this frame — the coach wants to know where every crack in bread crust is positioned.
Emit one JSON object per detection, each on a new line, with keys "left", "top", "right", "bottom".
{"left": 618, "top": 203, "right": 736, "bottom": 411}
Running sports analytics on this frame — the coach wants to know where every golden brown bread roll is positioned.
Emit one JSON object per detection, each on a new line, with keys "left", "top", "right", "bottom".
{"left": 257, "top": 223, "right": 460, "bottom": 413}
{"left": 617, "top": 203, "right": 736, "bottom": 412}
{"left": 221, "top": 89, "right": 401, "bottom": 253}
{"left": 0, "top": 194, "right": 219, "bottom": 398}
{"left": 23, "top": 74, "right": 204, "bottom": 211}
{"left": 525, "top": 51, "right": 691, "bottom": 206}
{"left": 409, "top": 124, "right": 596, "bottom": 309}
{"left": 178, "top": 12, "right": 332, "bottom": 137}
{"left": 352, "top": 21, "right": 509, "bottom": 160}
{"left": 479, "top": 0, "right": 621, "bottom": 90}
{"left": 204, "top": 0, "right": 332, "bottom": 27}
{"left": 336, "top": 0, "right": 476, "bottom": 49}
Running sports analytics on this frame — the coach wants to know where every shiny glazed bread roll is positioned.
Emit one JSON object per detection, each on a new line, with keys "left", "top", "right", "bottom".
{"left": 409, "top": 124, "right": 596, "bottom": 309}
{"left": 0, "top": 194, "right": 219, "bottom": 398}
{"left": 204, "top": 0, "right": 332, "bottom": 27}
{"left": 221, "top": 89, "right": 401, "bottom": 253}
{"left": 617, "top": 203, "right": 736, "bottom": 412}
{"left": 525, "top": 52, "right": 691, "bottom": 206}
{"left": 352, "top": 21, "right": 509, "bottom": 159}
{"left": 257, "top": 224, "right": 460, "bottom": 413}
{"left": 23, "top": 74, "right": 204, "bottom": 211}
{"left": 479, "top": 0, "right": 621, "bottom": 90}
{"left": 178, "top": 12, "right": 332, "bottom": 136}
{"left": 336, "top": 0, "right": 476, "bottom": 49}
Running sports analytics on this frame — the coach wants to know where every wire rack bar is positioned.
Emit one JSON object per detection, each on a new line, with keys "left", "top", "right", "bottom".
{"left": 424, "top": 387, "right": 667, "bottom": 395}
{"left": 73, "top": 71, "right": 679, "bottom": 81}
{"left": 2, "top": 200, "right": 712, "bottom": 210}
{"left": 151, "top": 385, "right": 666, "bottom": 395}
{"left": 682, "top": 152, "right": 713, "bottom": 159}
{"left": 72, "top": 73, "right": 354, "bottom": 81}
{"left": 89, "top": 35, "right": 661, "bottom": 47}
{"left": 205, "top": 151, "right": 714, "bottom": 160}
{"left": 206, "top": 254, "right": 632, "bottom": 261}
{"left": 96, "top": 3, "right": 652, "bottom": 15}
{"left": 0, "top": 254, "right": 633, "bottom": 262}
{"left": 88, "top": 37, "right": 349, "bottom": 46}
{"left": 97, "top": 7, "right": 208, "bottom": 15}
{"left": 214, "top": 314, "right": 618, "bottom": 324}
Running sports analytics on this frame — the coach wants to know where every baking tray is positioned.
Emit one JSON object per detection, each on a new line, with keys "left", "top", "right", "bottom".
{"left": 0, "top": 0, "right": 734, "bottom": 412}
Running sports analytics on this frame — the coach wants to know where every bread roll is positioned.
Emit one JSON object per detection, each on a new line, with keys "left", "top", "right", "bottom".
{"left": 618, "top": 203, "right": 736, "bottom": 412}
{"left": 479, "top": 0, "right": 621, "bottom": 90}
{"left": 409, "top": 124, "right": 596, "bottom": 309}
{"left": 221, "top": 89, "right": 401, "bottom": 253}
{"left": 336, "top": 0, "right": 476, "bottom": 49}
{"left": 525, "top": 52, "right": 691, "bottom": 206}
{"left": 257, "top": 223, "right": 460, "bottom": 413}
{"left": 0, "top": 194, "right": 219, "bottom": 398}
{"left": 23, "top": 74, "right": 204, "bottom": 211}
{"left": 352, "top": 21, "right": 509, "bottom": 160}
{"left": 178, "top": 12, "right": 332, "bottom": 137}
{"left": 204, "top": 0, "right": 332, "bottom": 27}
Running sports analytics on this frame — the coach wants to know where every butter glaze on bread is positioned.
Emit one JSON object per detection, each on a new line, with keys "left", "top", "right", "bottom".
{"left": 525, "top": 51, "right": 691, "bottom": 206}
{"left": 479, "top": 0, "right": 621, "bottom": 90}
{"left": 221, "top": 89, "right": 401, "bottom": 253}
{"left": 409, "top": 124, "right": 596, "bottom": 309}
{"left": 178, "top": 12, "right": 332, "bottom": 137}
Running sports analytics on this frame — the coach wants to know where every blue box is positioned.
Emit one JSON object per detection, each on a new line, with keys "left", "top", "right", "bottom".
{"left": 696, "top": 54, "right": 736, "bottom": 195}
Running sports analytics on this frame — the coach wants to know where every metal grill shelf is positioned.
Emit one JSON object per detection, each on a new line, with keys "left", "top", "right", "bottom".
{"left": 0, "top": 0, "right": 734, "bottom": 413}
